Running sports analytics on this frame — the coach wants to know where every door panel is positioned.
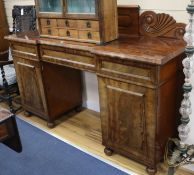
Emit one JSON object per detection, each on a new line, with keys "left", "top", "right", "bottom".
{"left": 106, "top": 85, "right": 146, "bottom": 154}
{"left": 14, "top": 57, "right": 47, "bottom": 117}
{"left": 98, "top": 77, "right": 156, "bottom": 163}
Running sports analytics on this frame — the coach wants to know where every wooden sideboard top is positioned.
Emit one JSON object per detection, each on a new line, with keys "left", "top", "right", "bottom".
{"left": 93, "top": 36, "right": 185, "bottom": 65}
{"left": 6, "top": 8, "right": 186, "bottom": 65}
{"left": 6, "top": 34, "right": 185, "bottom": 65}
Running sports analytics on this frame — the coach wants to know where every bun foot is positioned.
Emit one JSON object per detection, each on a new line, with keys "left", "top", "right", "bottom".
{"left": 146, "top": 166, "right": 157, "bottom": 175}
{"left": 104, "top": 147, "right": 114, "bottom": 156}
{"left": 24, "top": 111, "right": 32, "bottom": 117}
{"left": 47, "top": 122, "right": 55, "bottom": 128}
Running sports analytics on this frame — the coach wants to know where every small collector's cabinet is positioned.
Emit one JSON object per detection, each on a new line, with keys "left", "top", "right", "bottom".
{"left": 35, "top": 0, "right": 118, "bottom": 44}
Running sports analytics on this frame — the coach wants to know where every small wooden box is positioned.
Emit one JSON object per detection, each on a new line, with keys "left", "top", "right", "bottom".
{"left": 35, "top": 0, "right": 118, "bottom": 44}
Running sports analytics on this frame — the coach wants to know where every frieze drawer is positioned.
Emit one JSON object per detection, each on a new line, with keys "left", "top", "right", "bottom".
{"left": 99, "top": 60, "right": 156, "bottom": 86}
{"left": 11, "top": 43, "right": 37, "bottom": 60}
{"left": 41, "top": 47, "right": 96, "bottom": 71}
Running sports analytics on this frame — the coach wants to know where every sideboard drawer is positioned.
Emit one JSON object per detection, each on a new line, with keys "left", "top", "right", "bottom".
{"left": 12, "top": 44, "right": 36, "bottom": 54}
{"left": 99, "top": 60, "right": 156, "bottom": 86}
{"left": 41, "top": 47, "right": 96, "bottom": 71}
{"left": 11, "top": 43, "right": 38, "bottom": 60}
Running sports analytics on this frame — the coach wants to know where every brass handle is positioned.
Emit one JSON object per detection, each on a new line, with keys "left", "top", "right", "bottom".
{"left": 65, "top": 20, "right": 69, "bottom": 27}
{"left": 46, "top": 19, "right": 50, "bottom": 25}
{"left": 48, "top": 29, "right": 51, "bottom": 35}
{"left": 87, "top": 32, "right": 92, "bottom": 39}
{"left": 66, "top": 30, "right": 70, "bottom": 37}
{"left": 86, "top": 21, "right": 91, "bottom": 28}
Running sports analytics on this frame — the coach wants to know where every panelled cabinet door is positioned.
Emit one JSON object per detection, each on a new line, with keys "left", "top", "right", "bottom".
{"left": 98, "top": 77, "right": 156, "bottom": 164}
{"left": 14, "top": 57, "right": 47, "bottom": 117}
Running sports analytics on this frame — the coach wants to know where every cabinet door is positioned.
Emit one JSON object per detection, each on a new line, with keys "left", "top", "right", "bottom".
{"left": 98, "top": 77, "right": 156, "bottom": 163}
{"left": 14, "top": 57, "right": 47, "bottom": 118}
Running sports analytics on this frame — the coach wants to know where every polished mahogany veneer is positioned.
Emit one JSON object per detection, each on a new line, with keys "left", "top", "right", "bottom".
{"left": 6, "top": 7, "right": 186, "bottom": 175}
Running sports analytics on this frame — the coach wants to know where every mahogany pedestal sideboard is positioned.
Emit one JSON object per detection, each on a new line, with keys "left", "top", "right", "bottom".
{"left": 6, "top": 10, "right": 186, "bottom": 174}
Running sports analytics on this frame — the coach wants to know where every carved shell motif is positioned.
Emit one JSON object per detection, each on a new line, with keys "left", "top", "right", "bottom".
{"left": 140, "top": 11, "right": 186, "bottom": 40}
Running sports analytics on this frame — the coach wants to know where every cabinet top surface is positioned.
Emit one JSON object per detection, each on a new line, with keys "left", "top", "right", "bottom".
{"left": 6, "top": 34, "right": 185, "bottom": 65}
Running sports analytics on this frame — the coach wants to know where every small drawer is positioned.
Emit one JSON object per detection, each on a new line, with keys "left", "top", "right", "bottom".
{"left": 58, "top": 29, "right": 67, "bottom": 37}
{"left": 57, "top": 19, "right": 77, "bottom": 28}
{"left": 59, "top": 29, "right": 78, "bottom": 38}
{"left": 79, "top": 31, "right": 100, "bottom": 41}
{"left": 40, "top": 19, "right": 57, "bottom": 27}
{"left": 41, "top": 27, "right": 58, "bottom": 36}
{"left": 78, "top": 20, "right": 99, "bottom": 31}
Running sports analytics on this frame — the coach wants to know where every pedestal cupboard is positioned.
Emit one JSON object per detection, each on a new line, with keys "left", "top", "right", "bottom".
{"left": 11, "top": 42, "right": 82, "bottom": 128}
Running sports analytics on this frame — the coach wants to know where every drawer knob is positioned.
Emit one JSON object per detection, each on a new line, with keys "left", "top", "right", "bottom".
{"left": 86, "top": 21, "right": 91, "bottom": 28}
{"left": 66, "top": 30, "right": 70, "bottom": 37}
{"left": 48, "top": 29, "right": 51, "bottom": 35}
{"left": 47, "top": 19, "right": 51, "bottom": 25}
{"left": 87, "top": 32, "right": 92, "bottom": 39}
{"left": 65, "top": 20, "right": 69, "bottom": 27}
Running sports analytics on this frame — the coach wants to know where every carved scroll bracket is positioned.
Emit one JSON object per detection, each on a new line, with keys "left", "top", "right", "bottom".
{"left": 140, "top": 11, "right": 186, "bottom": 40}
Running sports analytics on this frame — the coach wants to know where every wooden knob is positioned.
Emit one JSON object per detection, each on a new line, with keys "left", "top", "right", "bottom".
{"left": 86, "top": 21, "right": 91, "bottom": 28}
{"left": 87, "top": 32, "right": 92, "bottom": 39}
{"left": 65, "top": 20, "right": 69, "bottom": 27}
{"left": 66, "top": 30, "right": 70, "bottom": 37}
{"left": 46, "top": 19, "right": 50, "bottom": 25}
